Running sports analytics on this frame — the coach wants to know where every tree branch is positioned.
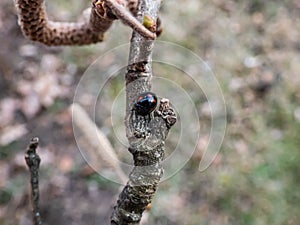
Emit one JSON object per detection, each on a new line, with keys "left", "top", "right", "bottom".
{"left": 15, "top": 0, "right": 156, "bottom": 46}
{"left": 111, "top": 1, "right": 177, "bottom": 224}
{"left": 105, "top": 0, "right": 156, "bottom": 39}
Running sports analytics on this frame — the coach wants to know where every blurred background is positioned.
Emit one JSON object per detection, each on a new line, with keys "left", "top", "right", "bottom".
{"left": 1, "top": 0, "right": 300, "bottom": 224}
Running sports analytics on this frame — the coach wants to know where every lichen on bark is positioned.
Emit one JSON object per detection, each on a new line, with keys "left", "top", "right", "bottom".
{"left": 111, "top": 1, "right": 177, "bottom": 224}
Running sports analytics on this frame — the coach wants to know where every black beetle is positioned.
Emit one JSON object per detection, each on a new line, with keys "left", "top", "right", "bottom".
{"left": 134, "top": 92, "right": 158, "bottom": 116}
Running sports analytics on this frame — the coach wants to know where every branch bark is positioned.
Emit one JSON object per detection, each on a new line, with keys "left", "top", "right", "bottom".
{"left": 17, "top": 1, "right": 174, "bottom": 224}
{"left": 15, "top": 0, "right": 115, "bottom": 46}
{"left": 111, "top": 0, "right": 177, "bottom": 224}
{"left": 15, "top": 0, "right": 155, "bottom": 46}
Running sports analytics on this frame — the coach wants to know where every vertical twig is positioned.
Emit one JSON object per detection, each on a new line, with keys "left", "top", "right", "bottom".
{"left": 25, "top": 137, "right": 43, "bottom": 225}
{"left": 105, "top": 0, "right": 156, "bottom": 39}
{"left": 111, "top": 0, "right": 177, "bottom": 224}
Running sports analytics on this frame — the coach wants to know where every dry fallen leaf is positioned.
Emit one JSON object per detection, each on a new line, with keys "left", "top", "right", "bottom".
{"left": 33, "top": 74, "right": 66, "bottom": 107}
{"left": 21, "top": 91, "right": 41, "bottom": 119}
{"left": 0, "top": 124, "right": 28, "bottom": 146}
{"left": 0, "top": 98, "right": 20, "bottom": 127}
{"left": 58, "top": 155, "right": 74, "bottom": 173}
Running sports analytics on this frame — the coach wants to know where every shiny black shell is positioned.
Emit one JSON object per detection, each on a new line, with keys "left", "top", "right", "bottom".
{"left": 134, "top": 92, "right": 158, "bottom": 116}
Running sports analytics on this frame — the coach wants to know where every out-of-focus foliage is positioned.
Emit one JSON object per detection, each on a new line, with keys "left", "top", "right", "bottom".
{"left": 0, "top": 0, "right": 300, "bottom": 224}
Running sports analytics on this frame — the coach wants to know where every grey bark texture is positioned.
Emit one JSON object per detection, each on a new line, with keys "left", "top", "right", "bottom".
{"left": 111, "top": 0, "right": 177, "bottom": 224}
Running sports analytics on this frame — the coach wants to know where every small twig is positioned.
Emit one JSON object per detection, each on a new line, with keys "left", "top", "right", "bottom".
{"left": 105, "top": 0, "right": 156, "bottom": 39}
{"left": 25, "top": 137, "right": 42, "bottom": 225}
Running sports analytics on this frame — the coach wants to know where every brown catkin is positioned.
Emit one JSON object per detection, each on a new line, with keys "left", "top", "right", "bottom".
{"left": 16, "top": 0, "right": 114, "bottom": 46}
